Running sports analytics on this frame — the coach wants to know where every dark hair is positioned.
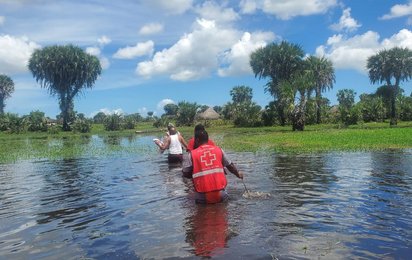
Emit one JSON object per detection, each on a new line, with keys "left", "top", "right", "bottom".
{"left": 194, "top": 124, "right": 205, "bottom": 133}
{"left": 195, "top": 129, "right": 208, "bottom": 145}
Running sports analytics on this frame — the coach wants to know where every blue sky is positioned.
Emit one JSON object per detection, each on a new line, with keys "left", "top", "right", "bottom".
{"left": 1, "top": 0, "right": 412, "bottom": 118}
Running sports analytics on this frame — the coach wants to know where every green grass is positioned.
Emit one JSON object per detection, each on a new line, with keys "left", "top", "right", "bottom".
{"left": 214, "top": 122, "right": 412, "bottom": 153}
{"left": 1, "top": 121, "right": 412, "bottom": 163}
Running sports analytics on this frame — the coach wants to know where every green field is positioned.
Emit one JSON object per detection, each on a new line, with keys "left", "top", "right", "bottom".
{"left": 1, "top": 122, "right": 412, "bottom": 163}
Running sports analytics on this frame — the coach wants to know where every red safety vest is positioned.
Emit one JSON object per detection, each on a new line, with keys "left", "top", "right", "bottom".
{"left": 191, "top": 144, "right": 227, "bottom": 193}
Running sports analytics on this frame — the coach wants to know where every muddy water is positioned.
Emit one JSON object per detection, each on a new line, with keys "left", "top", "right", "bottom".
{"left": 0, "top": 135, "right": 411, "bottom": 259}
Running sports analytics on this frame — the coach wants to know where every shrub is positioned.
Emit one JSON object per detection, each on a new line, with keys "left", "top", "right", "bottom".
{"left": 104, "top": 114, "right": 122, "bottom": 131}
{"left": 72, "top": 118, "right": 91, "bottom": 133}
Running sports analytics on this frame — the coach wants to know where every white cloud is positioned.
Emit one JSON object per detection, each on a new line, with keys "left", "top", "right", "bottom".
{"left": 86, "top": 37, "right": 111, "bottom": 70}
{"left": 195, "top": 1, "right": 240, "bottom": 24}
{"left": 90, "top": 108, "right": 124, "bottom": 117}
{"left": 139, "top": 23, "right": 164, "bottom": 35}
{"left": 330, "top": 8, "right": 361, "bottom": 32}
{"left": 147, "top": 0, "right": 193, "bottom": 15}
{"left": 136, "top": 18, "right": 274, "bottom": 81}
{"left": 86, "top": 46, "right": 101, "bottom": 56}
{"left": 316, "top": 29, "right": 412, "bottom": 73}
{"left": 138, "top": 107, "right": 149, "bottom": 116}
{"left": 113, "top": 41, "right": 154, "bottom": 59}
{"left": 381, "top": 1, "right": 412, "bottom": 20}
{"left": 157, "top": 98, "right": 175, "bottom": 111}
{"left": 0, "top": 16, "right": 5, "bottom": 26}
{"left": 99, "top": 57, "right": 110, "bottom": 70}
{"left": 218, "top": 31, "right": 275, "bottom": 77}
{"left": 136, "top": 18, "right": 240, "bottom": 81}
{"left": 97, "top": 35, "right": 111, "bottom": 46}
{"left": 239, "top": 0, "right": 338, "bottom": 20}
{"left": 0, "top": 35, "right": 41, "bottom": 74}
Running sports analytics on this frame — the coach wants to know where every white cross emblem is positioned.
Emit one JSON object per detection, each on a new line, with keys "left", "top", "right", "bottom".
{"left": 200, "top": 150, "right": 216, "bottom": 167}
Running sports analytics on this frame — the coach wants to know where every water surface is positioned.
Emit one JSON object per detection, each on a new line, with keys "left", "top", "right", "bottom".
{"left": 1, "top": 135, "right": 411, "bottom": 259}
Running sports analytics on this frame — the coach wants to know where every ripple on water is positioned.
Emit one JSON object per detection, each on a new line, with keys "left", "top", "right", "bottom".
{"left": 1, "top": 145, "right": 412, "bottom": 259}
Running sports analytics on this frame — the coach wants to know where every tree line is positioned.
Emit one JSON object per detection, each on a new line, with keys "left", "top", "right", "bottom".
{"left": 1, "top": 42, "right": 412, "bottom": 133}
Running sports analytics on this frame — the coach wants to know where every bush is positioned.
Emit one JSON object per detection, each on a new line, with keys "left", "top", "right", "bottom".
{"left": 72, "top": 118, "right": 91, "bottom": 133}
{"left": 122, "top": 117, "right": 136, "bottom": 130}
{"left": 25, "top": 110, "right": 48, "bottom": 132}
{"left": 104, "top": 114, "right": 122, "bottom": 131}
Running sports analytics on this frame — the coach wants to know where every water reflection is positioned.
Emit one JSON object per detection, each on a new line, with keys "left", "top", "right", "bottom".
{"left": 0, "top": 137, "right": 411, "bottom": 259}
{"left": 185, "top": 203, "right": 233, "bottom": 257}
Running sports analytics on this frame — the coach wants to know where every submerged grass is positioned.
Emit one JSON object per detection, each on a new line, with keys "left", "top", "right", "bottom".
{"left": 1, "top": 121, "right": 412, "bottom": 163}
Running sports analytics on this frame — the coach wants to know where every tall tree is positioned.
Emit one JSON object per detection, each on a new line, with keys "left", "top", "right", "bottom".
{"left": 367, "top": 47, "right": 412, "bottom": 126}
{"left": 176, "top": 101, "right": 199, "bottom": 126}
{"left": 306, "top": 56, "right": 335, "bottom": 124}
{"left": 0, "top": 74, "right": 15, "bottom": 115}
{"left": 230, "top": 85, "right": 253, "bottom": 103}
{"left": 28, "top": 45, "right": 102, "bottom": 131}
{"left": 250, "top": 41, "right": 304, "bottom": 126}
{"left": 278, "top": 65, "right": 315, "bottom": 131}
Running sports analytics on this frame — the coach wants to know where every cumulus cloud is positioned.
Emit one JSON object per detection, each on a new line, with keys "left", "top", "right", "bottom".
{"left": 147, "top": 0, "right": 193, "bottom": 15}
{"left": 97, "top": 35, "right": 111, "bottom": 46}
{"left": 381, "top": 1, "right": 412, "bottom": 21}
{"left": 139, "top": 23, "right": 164, "bottom": 35}
{"left": 157, "top": 98, "right": 175, "bottom": 111}
{"left": 90, "top": 108, "right": 124, "bottom": 117}
{"left": 218, "top": 31, "right": 275, "bottom": 77}
{"left": 86, "top": 46, "right": 101, "bottom": 56}
{"left": 0, "top": 16, "right": 5, "bottom": 26}
{"left": 136, "top": 19, "right": 238, "bottom": 80}
{"left": 137, "top": 18, "right": 273, "bottom": 81}
{"left": 0, "top": 35, "right": 41, "bottom": 74}
{"left": 315, "top": 29, "right": 412, "bottom": 73}
{"left": 330, "top": 8, "right": 361, "bottom": 32}
{"left": 113, "top": 41, "right": 154, "bottom": 59}
{"left": 239, "top": 0, "right": 338, "bottom": 20}
{"left": 195, "top": 1, "right": 240, "bottom": 24}
{"left": 86, "top": 36, "right": 111, "bottom": 70}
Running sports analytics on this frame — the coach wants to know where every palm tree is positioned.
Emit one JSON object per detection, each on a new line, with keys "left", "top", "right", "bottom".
{"left": 278, "top": 64, "right": 316, "bottom": 131}
{"left": 250, "top": 41, "right": 304, "bottom": 126}
{"left": 230, "top": 85, "right": 253, "bottom": 104}
{"left": 0, "top": 74, "right": 15, "bottom": 115}
{"left": 306, "top": 56, "right": 335, "bottom": 124}
{"left": 367, "top": 47, "right": 412, "bottom": 126}
{"left": 28, "top": 44, "right": 102, "bottom": 131}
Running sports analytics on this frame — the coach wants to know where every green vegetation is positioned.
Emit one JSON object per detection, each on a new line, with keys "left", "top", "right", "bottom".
{"left": 1, "top": 121, "right": 412, "bottom": 163}
{"left": 0, "top": 74, "right": 15, "bottom": 115}
{"left": 28, "top": 44, "right": 102, "bottom": 131}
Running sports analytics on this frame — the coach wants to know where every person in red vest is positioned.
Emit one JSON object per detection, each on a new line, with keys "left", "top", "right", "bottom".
{"left": 182, "top": 128, "right": 243, "bottom": 204}
{"left": 186, "top": 124, "right": 215, "bottom": 151}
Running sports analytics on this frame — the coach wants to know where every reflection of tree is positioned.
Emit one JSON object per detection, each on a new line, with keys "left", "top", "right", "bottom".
{"left": 273, "top": 154, "right": 337, "bottom": 186}
{"left": 370, "top": 151, "right": 409, "bottom": 188}
{"left": 270, "top": 154, "right": 339, "bottom": 212}
{"left": 102, "top": 135, "right": 121, "bottom": 146}
{"left": 37, "top": 158, "right": 95, "bottom": 224}
{"left": 184, "top": 203, "right": 234, "bottom": 257}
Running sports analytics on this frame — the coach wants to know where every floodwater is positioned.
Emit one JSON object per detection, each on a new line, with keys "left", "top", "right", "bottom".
{"left": 0, "top": 135, "right": 412, "bottom": 259}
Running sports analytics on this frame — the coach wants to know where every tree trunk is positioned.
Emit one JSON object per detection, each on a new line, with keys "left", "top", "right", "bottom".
{"left": 390, "top": 91, "right": 397, "bottom": 126}
{"left": 316, "top": 87, "right": 321, "bottom": 124}
{"left": 276, "top": 101, "right": 286, "bottom": 126}
{"left": 292, "top": 91, "right": 307, "bottom": 131}
{"left": 0, "top": 97, "right": 4, "bottom": 115}
{"left": 59, "top": 93, "right": 71, "bottom": 131}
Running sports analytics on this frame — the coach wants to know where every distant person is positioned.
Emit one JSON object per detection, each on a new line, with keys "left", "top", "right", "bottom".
{"left": 154, "top": 125, "right": 188, "bottom": 163}
{"left": 186, "top": 124, "right": 215, "bottom": 151}
{"left": 182, "top": 128, "right": 243, "bottom": 204}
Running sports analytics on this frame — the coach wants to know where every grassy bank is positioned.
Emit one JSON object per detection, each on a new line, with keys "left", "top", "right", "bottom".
{"left": 1, "top": 121, "right": 412, "bottom": 163}
{"left": 216, "top": 124, "right": 412, "bottom": 153}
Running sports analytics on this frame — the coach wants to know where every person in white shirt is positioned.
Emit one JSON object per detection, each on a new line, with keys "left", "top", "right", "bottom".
{"left": 154, "top": 125, "right": 187, "bottom": 163}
